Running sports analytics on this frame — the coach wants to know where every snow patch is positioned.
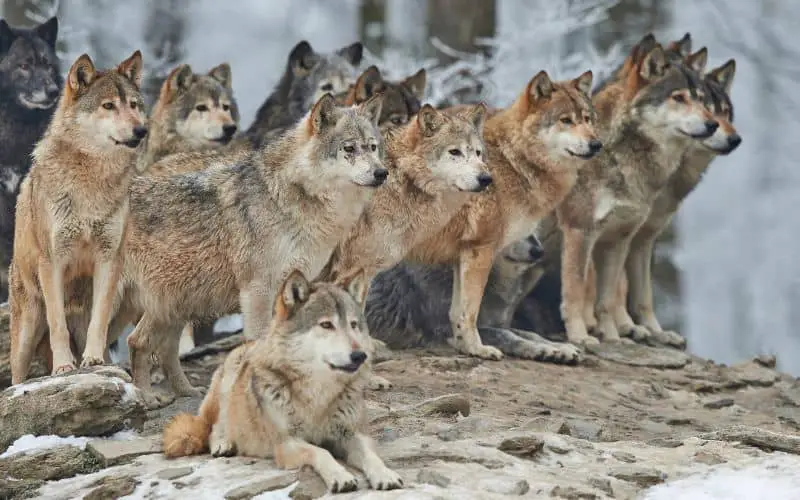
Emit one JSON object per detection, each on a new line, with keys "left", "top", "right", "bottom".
{"left": 0, "top": 434, "right": 89, "bottom": 459}
{"left": 252, "top": 482, "right": 298, "bottom": 500}
{"left": 214, "top": 314, "right": 244, "bottom": 334}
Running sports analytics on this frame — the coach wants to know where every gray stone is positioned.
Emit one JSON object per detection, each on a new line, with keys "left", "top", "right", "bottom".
{"left": 550, "top": 485, "right": 601, "bottom": 499}
{"left": 0, "top": 445, "right": 100, "bottom": 481}
{"left": 611, "top": 451, "right": 637, "bottom": 463}
{"left": 224, "top": 472, "right": 297, "bottom": 499}
{"left": 157, "top": 466, "right": 195, "bottom": 481}
{"left": 522, "top": 417, "right": 570, "bottom": 434}
{"left": 779, "top": 383, "right": 800, "bottom": 407}
{"left": 497, "top": 436, "right": 545, "bottom": 458}
{"left": 704, "top": 398, "right": 735, "bottom": 409}
{"left": 586, "top": 343, "right": 690, "bottom": 369}
{"left": 417, "top": 468, "right": 452, "bottom": 488}
{"left": 561, "top": 419, "right": 604, "bottom": 441}
{"left": 481, "top": 478, "right": 530, "bottom": 496}
{"left": 86, "top": 435, "right": 161, "bottom": 467}
{"left": 83, "top": 474, "right": 140, "bottom": 500}
{"left": 436, "top": 416, "right": 492, "bottom": 441}
{"left": 588, "top": 477, "right": 614, "bottom": 497}
{"left": 728, "top": 362, "right": 779, "bottom": 388}
{"left": 698, "top": 425, "right": 800, "bottom": 455}
{"left": 753, "top": 354, "right": 777, "bottom": 369}
{"left": 694, "top": 450, "right": 727, "bottom": 465}
{"left": 608, "top": 465, "right": 666, "bottom": 487}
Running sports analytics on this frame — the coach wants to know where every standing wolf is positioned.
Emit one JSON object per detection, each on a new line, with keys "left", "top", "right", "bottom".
{"left": 9, "top": 51, "right": 147, "bottom": 383}
{"left": 0, "top": 16, "right": 61, "bottom": 300}
{"left": 116, "top": 93, "right": 385, "bottom": 406}
{"left": 163, "top": 270, "right": 403, "bottom": 494}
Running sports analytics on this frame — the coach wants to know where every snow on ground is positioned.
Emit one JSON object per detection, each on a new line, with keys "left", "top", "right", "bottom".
{"left": 252, "top": 483, "right": 297, "bottom": 500}
{"left": 0, "top": 430, "right": 143, "bottom": 459}
{"left": 642, "top": 453, "right": 800, "bottom": 500}
{"left": 214, "top": 313, "right": 244, "bottom": 335}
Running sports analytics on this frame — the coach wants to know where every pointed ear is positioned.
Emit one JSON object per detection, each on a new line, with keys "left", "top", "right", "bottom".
{"left": 337, "top": 269, "right": 370, "bottom": 307}
{"left": 639, "top": 46, "right": 668, "bottom": 81}
{"left": 354, "top": 65, "right": 383, "bottom": 102}
{"left": 358, "top": 93, "right": 383, "bottom": 127}
{"left": 0, "top": 20, "right": 16, "bottom": 55}
{"left": 309, "top": 93, "right": 339, "bottom": 135}
{"left": 707, "top": 59, "right": 736, "bottom": 94}
{"left": 289, "top": 40, "right": 319, "bottom": 74}
{"left": 685, "top": 47, "right": 708, "bottom": 74}
{"left": 668, "top": 32, "right": 692, "bottom": 58}
{"left": 526, "top": 70, "right": 554, "bottom": 104}
{"left": 163, "top": 64, "right": 193, "bottom": 99}
{"left": 273, "top": 270, "right": 312, "bottom": 322}
{"left": 573, "top": 70, "right": 593, "bottom": 96}
{"left": 337, "top": 41, "right": 363, "bottom": 66}
{"left": 458, "top": 102, "right": 487, "bottom": 134}
{"left": 117, "top": 50, "right": 143, "bottom": 88}
{"left": 417, "top": 104, "right": 442, "bottom": 137}
{"left": 67, "top": 54, "right": 96, "bottom": 94}
{"left": 34, "top": 16, "right": 58, "bottom": 49}
{"left": 402, "top": 68, "right": 427, "bottom": 100}
{"left": 208, "top": 63, "right": 232, "bottom": 90}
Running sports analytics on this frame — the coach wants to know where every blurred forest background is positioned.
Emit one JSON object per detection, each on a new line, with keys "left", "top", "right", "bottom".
{"left": 2, "top": 0, "right": 799, "bottom": 374}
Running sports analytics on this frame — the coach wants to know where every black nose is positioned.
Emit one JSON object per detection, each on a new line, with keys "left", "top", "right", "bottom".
{"left": 588, "top": 139, "right": 603, "bottom": 153}
{"left": 373, "top": 168, "right": 388, "bottom": 182}
{"left": 477, "top": 172, "right": 493, "bottom": 188}
{"left": 133, "top": 126, "right": 148, "bottom": 139}
{"left": 46, "top": 86, "right": 60, "bottom": 99}
{"left": 222, "top": 124, "right": 238, "bottom": 138}
{"left": 727, "top": 134, "right": 742, "bottom": 149}
{"left": 350, "top": 350, "right": 367, "bottom": 366}
{"left": 704, "top": 120, "right": 719, "bottom": 134}
{"left": 526, "top": 235, "right": 544, "bottom": 260}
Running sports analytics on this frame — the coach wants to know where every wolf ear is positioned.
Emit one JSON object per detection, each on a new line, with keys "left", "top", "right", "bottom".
{"left": 309, "top": 93, "right": 339, "bottom": 135}
{"left": 164, "top": 64, "right": 193, "bottom": 99}
{"left": 639, "top": 46, "right": 668, "bottom": 81}
{"left": 417, "top": 104, "right": 442, "bottom": 137}
{"left": 289, "top": 40, "right": 319, "bottom": 74}
{"left": 67, "top": 54, "right": 96, "bottom": 94}
{"left": 685, "top": 47, "right": 708, "bottom": 74}
{"left": 337, "top": 41, "right": 364, "bottom": 66}
{"left": 117, "top": 50, "right": 143, "bottom": 88}
{"left": 667, "top": 32, "right": 692, "bottom": 58}
{"left": 402, "top": 68, "right": 427, "bottom": 100}
{"left": 458, "top": 102, "right": 487, "bottom": 134}
{"left": 359, "top": 93, "right": 383, "bottom": 127}
{"left": 34, "top": 16, "right": 58, "bottom": 49}
{"left": 208, "top": 63, "right": 232, "bottom": 90}
{"left": 573, "top": 70, "right": 593, "bottom": 96}
{"left": 337, "top": 269, "right": 370, "bottom": 307}
{"left": 274, "top": 270, "right": 312, "bottom": 321}
{"left": 354, "top": 65, "right": 383, "bottom": 102}
{"left": 526, "top": 71, "right": 554, "bottom": 104}
{"left": 707, "top": 59, "right": 736, "bottom": 94}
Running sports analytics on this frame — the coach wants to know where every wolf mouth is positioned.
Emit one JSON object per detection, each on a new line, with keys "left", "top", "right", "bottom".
{"left": 211, "top": 136, "right": 233, "bottom": 145}
{"left": 111, "top": 136, "right": 142, "bottom": 149}
{"left": 328, "top": 362, "right": 362, "bottom": 373}
{"left": 19, "top": 95, "right": 57, "bottom": 110}
{"left": 567, "top": 149, "right": 596, "bottom": 159}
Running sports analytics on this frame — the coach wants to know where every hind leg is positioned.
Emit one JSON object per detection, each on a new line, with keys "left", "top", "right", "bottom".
{"left": 160, "top": 323, "right": 203, "bottom": 398}
{"left": 10, "top": 294, "right": 46, "bottom": 385}
{"left": 612, "top": 273, "right": 650, "bottom": 342}
{"left": 127, "top": 313, "right": 174, "bottom": 409}
{"left": 583, "top": 261, "right": 598, "bottom": 333}
{"left": 479, "top": 327, "right": 581, "bottom": 364}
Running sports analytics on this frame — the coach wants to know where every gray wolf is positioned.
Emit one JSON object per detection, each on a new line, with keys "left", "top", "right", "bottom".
{"left": 244, "top": 40, "right": 363, "bottom": 147}
{"left": 162, "top": 270, "right": 403, "bottom": 493}
{"left": 9, "top": 50, "right": 147, "bottom": 384}
{"left": 0, "top": 16, "right": 61, "bottom": 301}
{"left": 557, "top": 43, "right": 719, "bottom": 347}
{"left": 340, "top": 65, "right": 426, "bottom": 130}
{"left": 139, "top": 62, "right": 239, "bottom": 172}
{"left": 117, "top": 93, "right": 385, "bottom": 407}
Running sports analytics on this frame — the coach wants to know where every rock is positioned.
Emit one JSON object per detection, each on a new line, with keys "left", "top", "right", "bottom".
{"left": 753, "top": 354, "right": 777, "bottom": 369}
{"left": 0, "top": 305, "right": 47, "bottom": 388}
{"left": 83, "top": 474, "right": 140, "bottom": 500}
{"left": 436, "top": 416, "right": 492, "bottom": 441}
{"left": 611, "top": 451, "right": 637, "bottom": 463}
{"left": 588, "top": 477, "right": 614, "bottom": 497}
{"left": 417, "top": 468, "right": 452, "bottom": 488}
{"left": 0, "top": 477, "right": 42, "bottom": 499}
{"left": 0, "top": 445, "right": 100, "bottom": 481}
{"left": 561, "top": 419, "right": 604, "bottom": 441}
{"left": 778, "top": 383, "right": 800, "bottom": 407}
{"left": 544, "top": 435, "right": 573, "bottom": 454}
{"left": 693, "top": 450, "right": 727, "bottom": 465}
{"left": 522, "top": 416, "right": 570, "bottom": 434}
{"left": 586, "top": 343, "right": 690, "bottom": 369}
{"left": 156, "top": 466, "right": 195, "bottom": 481}
{"left": 647, "top": 437, "right": 684, "bottom": 448}
{"left": 698, "top": 425, "right": 800, "bottom": 455}
{"left": 497, "top": 436, "right": 544, "bottom": 458}
{"left": 728, "top": 361, "right": 779, "bottom": 387}
{"left": 479, "top": 478, "right": 530, "bottom": 496}
{"left": 86, "top": 435, "right": 161, "bottom": 467}
{"left": 0, "top": 367, "right": 146, "bottom": 451}
{"left": 608, "top": 465, "right": 666, "bottom": 487}
{"left": 289, "top": 466, "right": 327, "bottom": 499}
{"left": 224, "top": 472, "right": 297, "bottom": 500}
{"left": 704, "top": 398, "right": 735, "bottom": 409}
{"left": 550, "top": 485, "right": 601, "bottom": 499}
{"left": 391, "top": 393, "right": 471, "bottom": 418}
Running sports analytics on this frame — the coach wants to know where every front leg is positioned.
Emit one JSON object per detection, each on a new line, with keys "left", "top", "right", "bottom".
{"left": 38, "top": 258, "right": 75, "bottom": 374}
{"left": 239, "top": 280, "right": 279, "bottom": 341}
{"left": 560, "top": 226, "right": 598, "bottom": 346}
{"left": 341, "top": 432, "right": 403, "bottom": 491}
{"left": 479, "top": 326, "right": 581, "bottom": 365}
{"left": 449, "top": 245, "right": 503, "bottom": 360}
{"left": 593, "top": 235, "right": 635, "bottom": 343}
{"left": 275, "top": 437, "right": 358, "bottom": 493}
{"left": 81, "top": 256, "right": 123, "bottom": 367}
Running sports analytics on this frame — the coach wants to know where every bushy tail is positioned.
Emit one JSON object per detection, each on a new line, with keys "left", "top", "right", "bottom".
{"left": 162, "top": 413, "right": 211, "bottom": 458}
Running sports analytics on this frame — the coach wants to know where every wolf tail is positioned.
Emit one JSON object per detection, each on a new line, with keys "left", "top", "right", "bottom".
{"left": 162, "top": 412, "right": 212, "bottom": 458}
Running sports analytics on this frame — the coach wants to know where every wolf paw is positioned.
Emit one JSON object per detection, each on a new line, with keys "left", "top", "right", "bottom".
{"left": 367, "top": 467, "right": 404, "bottom": 490}
{"left": 540, "top": 342, "right": 582, "bottom": 365}
{"left": 368, "top": 374, "right": 392, "bottom": 391}
{"left": 80, "top": 356, "right": 105, "bottom": 368}
{"left": 209, "top": 437, "right": 236, "bottom": 457}
{"left": 52, "top": 363, "right": 77, "bottom": 376}
{"left": 140, "top": 390, "right": 175, "bottom": 410}
{"left": 620, "top": 324, "right": 651, "bottom": 343}
{"left": 651, "top": 329, "right": 686, "bottom": 349}
{"left": 329, "top": 471, "right": 359, "bottom": 493}
{"left": 464, "top": 344, "right": 504, "bottom": 361}
{"left": 568, "top": 334, "right": 599, "bottom": 347}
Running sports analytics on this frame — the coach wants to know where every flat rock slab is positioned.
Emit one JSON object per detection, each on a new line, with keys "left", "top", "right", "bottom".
{"left": 0, "top": 444, "right": 101, "bottom": 481}
{"left": 586, "top": 343, "right": 690, "bottom": 369}
{"left": 86, "top": 435, "right": 162, "bottom": 467}
{"left": 223, "top": 472, "right": 297, "bottom": 499}
{"left": 697, "top": 425, "right": 800, "bottom": 455}
{"left": 0, "top": 366, "right": 147, "bottom": 452}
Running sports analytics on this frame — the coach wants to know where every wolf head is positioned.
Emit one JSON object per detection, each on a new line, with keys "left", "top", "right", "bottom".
{"left": 285, "top": 40, "right": 363, "bottom": 114}
{"left": 627, "top": 45, "right": 718, "bottom": 141}
{"left": 156, "top": 63, "right": 239, "bottom": 146}
{"left": 511, "top": 70, "right": 602, "bottom": 161}
{"left": 501, "top": 234, "right": 544, "bottom": 264}
{"left": 56, "top": 51, "right": 148, "bottom": 151}
{"left": 699, "top": 59, "right": 740, "bottom": 155}
{"left": 0, "top": 16, "right": 61, "bottom": 111}
{"left": 406, "top": 103, "right": 491, "bottom": 192}
{"left": 301, "top": 92, "right": 387, "bottom": 188}
{"left": 270, "top": 269, "right": 372, "bottom": 377}
{"left": 344, "top": 65, "right": 426, "bottom": 130}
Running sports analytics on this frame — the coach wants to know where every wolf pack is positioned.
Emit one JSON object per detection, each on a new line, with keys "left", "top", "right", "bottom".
{"left": 0, "top": 15, "right": 740, "bottom": 494}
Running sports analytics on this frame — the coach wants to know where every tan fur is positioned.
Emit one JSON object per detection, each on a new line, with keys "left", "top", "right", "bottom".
{"left": 9, "top": 51, "right": 147, "bottom": 383}
{"left": 163, "top": 271, "right": 403, "bottom": 494}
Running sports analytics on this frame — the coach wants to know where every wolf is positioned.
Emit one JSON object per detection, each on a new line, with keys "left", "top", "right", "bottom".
{"left": 9, "top": 51, "right": 147, "bottom": 384}
{"left": 110, "top": 93, "right": 385, "bottom": 407}
{"left": 340, "top": 65, "right": 426, "bottom": 130}
{"left": 557, "top": 44, "right": 719, "bottom": 347}
{"left": 162, "top": 270, "right": 403, "bottom": 493}
{"left": 139, "top": 62, "right": 239, "bottom": 172}
{"left": 0, "top": 16, "right": 61, "bottom": 301}
{"left": 363, "top": 70, "right": 600, "bottom": 361}
{"left": 244, "top": 40, "right": 363, "bottom": 147}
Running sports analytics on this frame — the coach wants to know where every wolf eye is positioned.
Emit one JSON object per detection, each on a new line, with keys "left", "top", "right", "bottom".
{"left": 370, "top": 144, "right": 377, "bottom": 152}
{"left": 102, "top": 102, "right": 114, "bottom": 110}
{"left": 350, "top": 320, "right": 358, "bottom": 329}
{"left": 475, "top": 150, "right": 482, "bottom": 157}
{"left": 343, "top": 145, "right": 356, "bottom": 154}
{"left": 130, "top": 101, "right": 138, "bottom": 110}
{"left": 671, "top": 94, "right": 686, "bottom": 103}
{"left": 18, "top": 63, "right": 29, "bottom": 71}
{"left": 449, "top": 149, "right": 462, "bottom": 156}
{"left": 196, "top": 104, "right": 208, "bottom": 112}
{"left": 560, "top": 117, "right": 573, "bottom": 125}
{"left": 222, "top": 103, "right": 230, "bottom": 111}
{"left": 319, "top": 321, "right": 335, "bottom": 330}
{"left": 321, "top": 83, "right": 334, "bottom": 92}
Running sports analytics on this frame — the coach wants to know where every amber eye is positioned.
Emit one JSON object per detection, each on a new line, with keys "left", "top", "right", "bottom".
{"left": 343, "top": 145, "right": 356, "bottom": 154}
{"left": 560, "top": 116, "right": 573, "bottom": 125}
{"left": 350, "top": 320, "right": 358, "bottom": 329}
{"left": 102, "top": 102, "right": 114, "bottom": 110}
{"left": 320, "top": 321, "right": 334, "bottom": 330}
{"left": 672, "top": 94, "right": 686, "bottom": 103}
{"left": 196, "top": 104, "right": 208, "bottom": 112}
